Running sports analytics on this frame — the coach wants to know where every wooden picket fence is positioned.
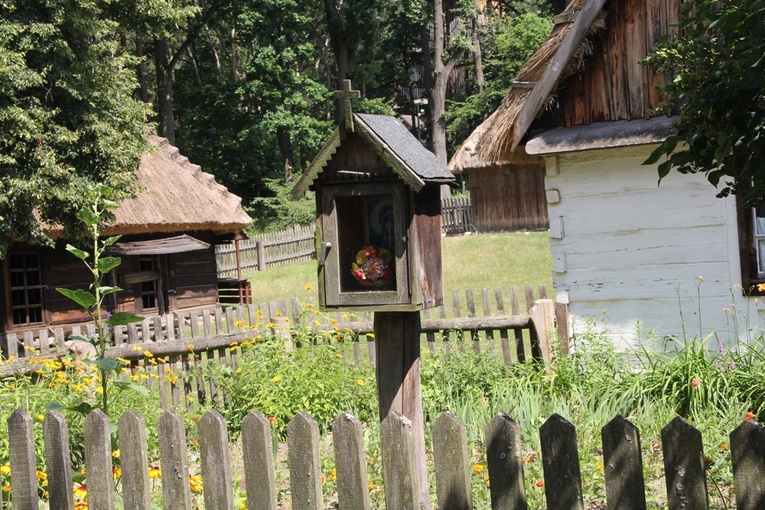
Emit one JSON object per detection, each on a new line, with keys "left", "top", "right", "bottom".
{"left": 215, "top": 199, "right": 476, "bottom": 278}
{"left": 2, "top": 286, "right": 565, "bottom": 412}
{"left": 215, "top": 223, "right": 316, "bottom": 278}
{"left": 441, "top": 195, "right": 474, "bottom": 235}
{"left": 6, "top": 407, "right": 765, "bottom": 509}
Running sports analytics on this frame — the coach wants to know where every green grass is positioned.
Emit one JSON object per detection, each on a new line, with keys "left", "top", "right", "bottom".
{"left": 245, "top": 231, "right": 553, "bottom": 305}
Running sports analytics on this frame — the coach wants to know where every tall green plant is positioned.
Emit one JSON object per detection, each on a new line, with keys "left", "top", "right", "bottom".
{"left": 50, "top": 186, "right": 146, "bottom": 416}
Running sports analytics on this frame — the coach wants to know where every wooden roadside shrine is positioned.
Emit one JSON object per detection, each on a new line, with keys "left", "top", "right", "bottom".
{"left": 292, "top": 80, "right": 454, "bottom": 509}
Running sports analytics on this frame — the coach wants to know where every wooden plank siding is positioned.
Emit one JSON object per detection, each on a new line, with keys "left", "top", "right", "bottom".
{"left": 536, "top": 0, "right": 680, "bottom": 128}
{"left": 467, "top": 163, "right": 548, "bottom": 232}
{"left": 546, "top": 149, "right": 736, "bottom": 346}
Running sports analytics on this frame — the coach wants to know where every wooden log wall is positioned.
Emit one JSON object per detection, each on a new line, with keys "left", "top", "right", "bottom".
{"left": 7, "top": 408, "right": 765, "bottom": 509}
{"left": 536, "top": 0, "right": 682, "bottom": 128}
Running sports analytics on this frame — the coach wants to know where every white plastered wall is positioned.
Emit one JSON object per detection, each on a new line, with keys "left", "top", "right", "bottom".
{"left": 544, "top": 145, "right": 765, "bottom": 350}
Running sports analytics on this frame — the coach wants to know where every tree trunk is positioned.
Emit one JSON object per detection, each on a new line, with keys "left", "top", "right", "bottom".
{"left": 136, "top": 37, "right": 149, "bottom": 104}
{"left": 432, "top": 0, "right": 459, "bottom": 167}
{"left": 473, "top": 16, "right": 485, "bottom": 95}
{"left": 323, "top": 0, "right": 358, "bottom": 123}
{"left": 154, "top": 38, "right": 175, "bottom": 144}
{"left": 276, "top": 126, "right": 294, "bottom": 182}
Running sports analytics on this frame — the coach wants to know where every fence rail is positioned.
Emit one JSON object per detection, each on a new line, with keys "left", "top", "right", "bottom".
{"left": 2, "top": 286, "right": 566, "bottom": 409}
{"left": 7, "top": 407, "right": 764, "bottom": 509}
{"left": 215, "top": 198, "right": 475, "bottom": 277}
{"left": 215, "top": 223, "right": 316, "bottom": 278}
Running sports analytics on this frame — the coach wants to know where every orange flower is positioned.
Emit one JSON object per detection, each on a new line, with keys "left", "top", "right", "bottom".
{"left": 690, "top": 379, "right": 700, "bottom": 388}
{"left": 745, "top": 411, "right": 757, "bottom": 420}
{"left": 536, "top": 480, "right": 544, "bottom": 488}
{"left": 268, "top": 416, "right": 278, "bottom": 424}
{"left": 73, "top": 484, "right": 87, "bottom": 499}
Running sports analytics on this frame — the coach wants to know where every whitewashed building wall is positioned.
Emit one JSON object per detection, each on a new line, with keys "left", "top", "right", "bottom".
{"left": 543, "top": 145, "right": 765, "bottom": 349}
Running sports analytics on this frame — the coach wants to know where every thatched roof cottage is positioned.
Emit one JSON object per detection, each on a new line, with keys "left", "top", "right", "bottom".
{"left": 1, "top": 133, "right": 251, "bottom": 349}
{"left": 454, "top": 0, "right": 763, "bottom": 345}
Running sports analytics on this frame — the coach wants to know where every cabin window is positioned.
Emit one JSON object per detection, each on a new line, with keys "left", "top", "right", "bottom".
{"left": 754, "top": 205, "right": 765, "bottom": 279}
{"left": 738, "top": 193, "right": 765, "bottom": 295}
{"left": 139, "top": 255, "right": 159, "bottom": 311}
{"left": 7, "top": 252, "right": 44, "bottom": 326}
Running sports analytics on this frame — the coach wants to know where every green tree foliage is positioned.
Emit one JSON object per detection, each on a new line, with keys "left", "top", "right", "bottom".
{"left": 446, "top": 12, "right": 552, "bottom": 150}
{"left": 644, "top": 0, "right": 765, "bottom": 204}
{"left": 0, "top": 0, "right": 151, "bottom": 256}
{"left": 173, "top": 0, "right": 333, "bottom": 206}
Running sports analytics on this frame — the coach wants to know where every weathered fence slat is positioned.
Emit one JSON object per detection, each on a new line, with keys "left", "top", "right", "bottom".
{"left": 433, "top": 412, "right": 472, "bottom": 510}
{"left": 662, "top": 416, "right": 709, "bottom": 510}
{"left": 241, "top": 411, "right": 278, "bottom": 510}
{"left": 84, "top": 409, "right": 114, "bottom": 510}
{"left": 602, "top": 415, "right": 646, "bottom": 510}
{"left": 332, "top": 412, "right": 371, "bottom": 510}
{"left": 540, "top": 413, "right": 584, "bottom": 510}
{"left": 43, "top": 412, "right": 74, "bottom": 510}
{"left": 119, "top": 411, "right": 152, "bottom": 510}
{"left": 288, "top": 411, "right": 323, "bottom": 510}
{"left": 5, "top": 409, "right": 765, "bottom": 510}
{"left": 380, "top": 412, "right": 421, "bottom": 510}
{"left": 730, "top": 418, "right": 765, "bottom": 510}
{"left": 9, "top": 409, "right": 38, "bottom": 510}
{"left": 158, "top": 408, "right": 193, "bottom": 510}
{"left": 485, "top": 413, "right": 527, "bottom": 510}
{"left": 199, "top": 410, "right": 235, "bottom": 509}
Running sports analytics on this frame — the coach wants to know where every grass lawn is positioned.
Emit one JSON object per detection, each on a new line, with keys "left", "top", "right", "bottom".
{"left": 245, "top": 231, "right": 553, "bottom": 305}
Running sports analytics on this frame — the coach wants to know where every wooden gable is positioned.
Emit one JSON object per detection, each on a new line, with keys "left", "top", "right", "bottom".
{"left": 535, "top": 0, "right": 681, "bottom": 129}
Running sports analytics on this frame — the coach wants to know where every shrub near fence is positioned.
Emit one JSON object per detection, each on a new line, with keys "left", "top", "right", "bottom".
{"left": 7, "top": 407, "right": 765, "bottom": 509}
{"left": 1, "top": 286, "right": 564, "bottom": 411}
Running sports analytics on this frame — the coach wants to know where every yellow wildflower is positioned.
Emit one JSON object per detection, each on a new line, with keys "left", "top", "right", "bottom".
{"left": 189, "top": 475, "right": 203, "bottom": 493}
{"left": 148, "top": 466, "right": 162, "bottom": 480}
{"left": 272, "top": 375, "right": 280, "bottom": 382}
{"left": 1, "top": 464, "right": 10, "bottom": 476}
{"left": 305, "top": 283, "right": 313, "bottom": 290}
{"left": 356, "top": 379, "right": 365, "bottom": 386}
{"left": 143, "top": 350, "right": 153, "bottom": 358}
{"left": 187, "top": 344, "right": 195, "bottom": 351}
{"left": 132, "top": 346, "right": 142, "bottom": 351}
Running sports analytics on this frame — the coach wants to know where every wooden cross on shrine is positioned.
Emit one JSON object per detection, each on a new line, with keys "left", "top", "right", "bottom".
{"left": 335, "top": 79, "right": 361, "bottom": 132}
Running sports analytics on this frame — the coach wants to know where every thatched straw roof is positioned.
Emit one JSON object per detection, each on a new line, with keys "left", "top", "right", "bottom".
{"left": 102, "top": 134, "right": 251, "bottom": 236}
{"left": 448, "top": 111, "right": 542, "bottom": 173}
{"left": 468, "top": 0, "right": 607, "bottom": 163}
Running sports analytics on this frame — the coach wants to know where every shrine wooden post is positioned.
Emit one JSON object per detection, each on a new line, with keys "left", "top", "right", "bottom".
{"left": 293, "top": 80, "right": 453, "bottom": 509}
{"left": 375, "top": 311, "right": 429, "bottom": 507}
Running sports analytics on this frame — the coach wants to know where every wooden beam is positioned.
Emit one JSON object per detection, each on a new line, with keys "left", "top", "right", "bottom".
{"left": 509, "top": 0, "right": 608, "bottom": 154}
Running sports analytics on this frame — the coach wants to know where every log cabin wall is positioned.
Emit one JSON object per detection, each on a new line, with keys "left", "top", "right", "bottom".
{"left": 537, "top": 0, "right": 681, "bottom": 128}
{"left": 169, "top": 234, "right": 219, "bottom": 310}
{"left": 45, "top": 245, "right": 94, "bottom": 327}
{"left": 468, "top": 162, "right": 548, "bottom": 232}
{"left": 1, "top": 232, "right": 221, "bottom": 337}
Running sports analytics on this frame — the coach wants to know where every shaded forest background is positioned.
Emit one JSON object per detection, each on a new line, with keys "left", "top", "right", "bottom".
{"left": 1, "top": 0, "right": 568, "bottom": 247}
